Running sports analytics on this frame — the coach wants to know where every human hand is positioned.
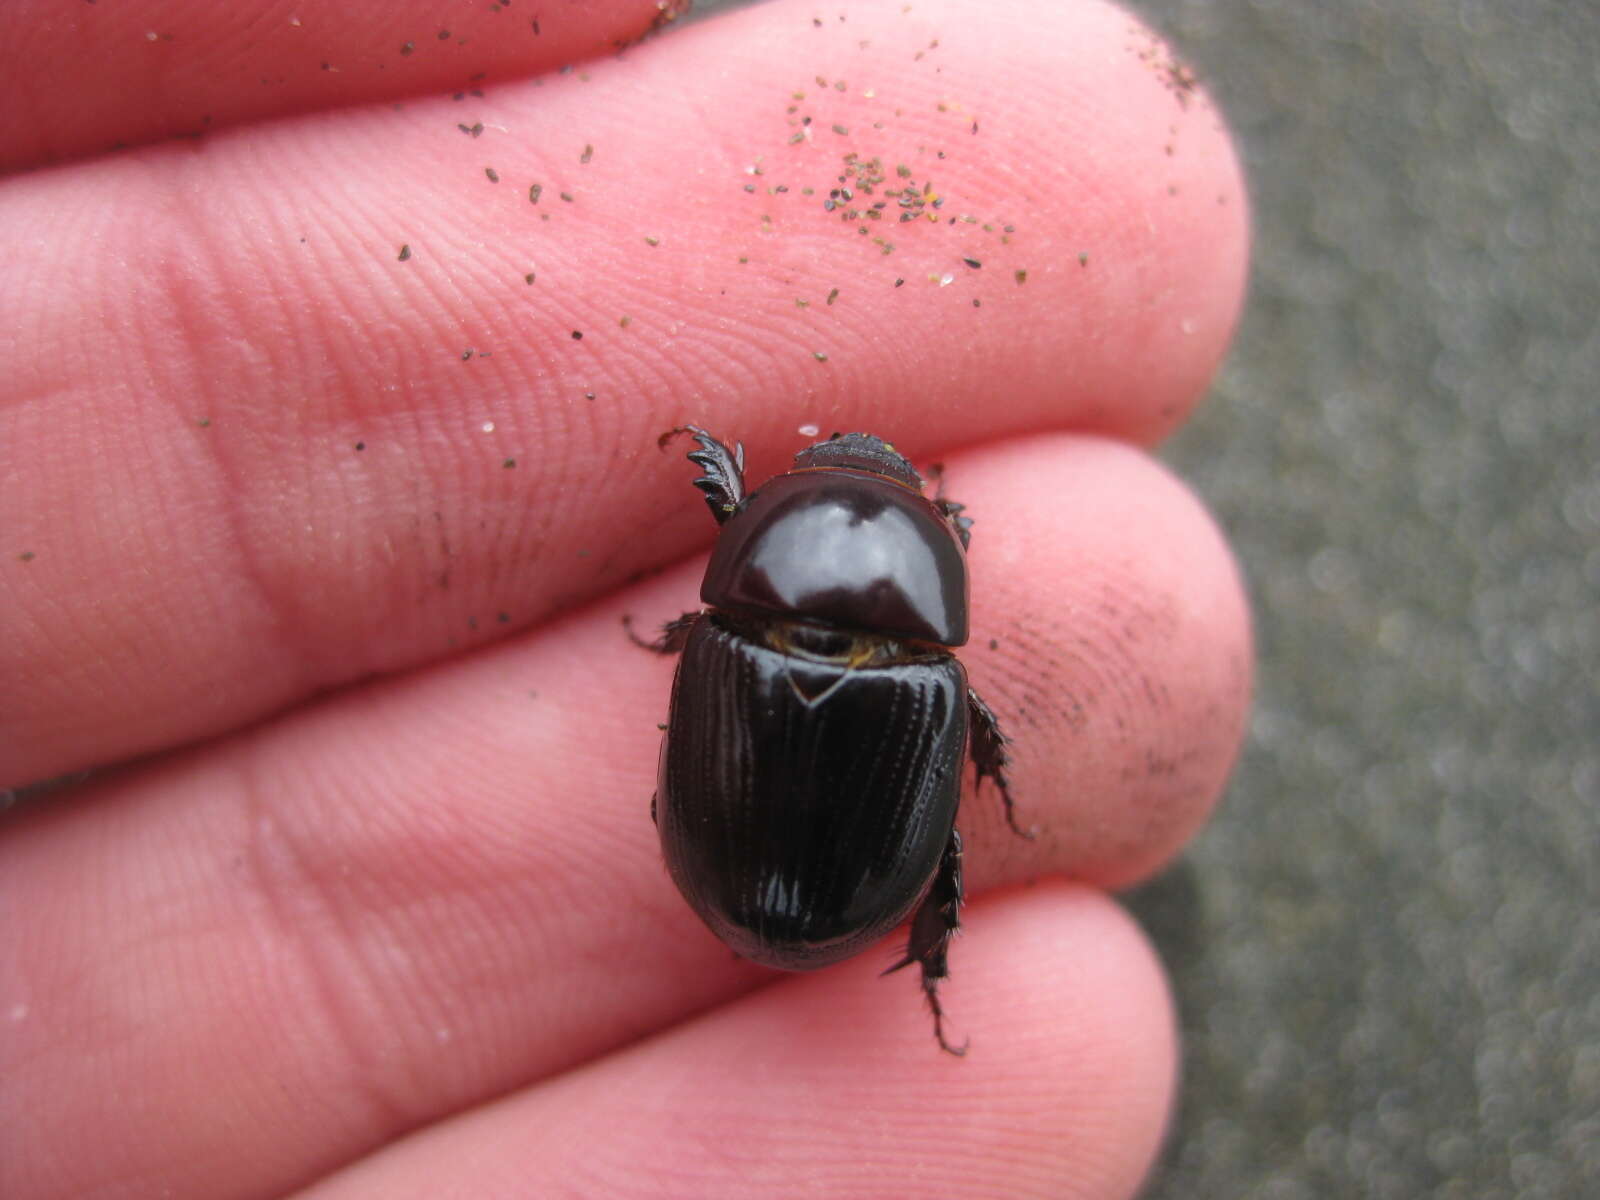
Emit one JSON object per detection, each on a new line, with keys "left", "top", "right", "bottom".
{"left": 0, "top": 1, "right": 1251, "bottom": 1196}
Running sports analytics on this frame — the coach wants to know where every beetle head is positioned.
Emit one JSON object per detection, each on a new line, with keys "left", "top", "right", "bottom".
{"left": 791, "top": 432, "right": 923, "bottom": 492}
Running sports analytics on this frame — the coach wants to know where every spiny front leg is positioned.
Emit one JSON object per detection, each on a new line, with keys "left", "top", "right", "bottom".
{"left": 659, "top": 425, "right": 745, "bottom": 523}
{"left": 884, "top": 829, "right": 968, "bottom": 1056}
{"left": 623, "top": 611, "right": 700, "bottom": 655}
{"left": 968, "top": 687, "right": 1036, "bottom": 839}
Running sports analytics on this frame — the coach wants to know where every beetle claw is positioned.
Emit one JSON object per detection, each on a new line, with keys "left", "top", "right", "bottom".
{"left": 930, "top": 997, "right": 970, "bottom": 1058}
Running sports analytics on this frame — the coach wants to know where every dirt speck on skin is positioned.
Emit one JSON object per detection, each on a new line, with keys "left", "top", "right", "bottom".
{"left": 769, "top": 61, "right": 1035, "bottom": 288}
{"left": 1130, "top": 28, "right": 1201, "bottom": 111}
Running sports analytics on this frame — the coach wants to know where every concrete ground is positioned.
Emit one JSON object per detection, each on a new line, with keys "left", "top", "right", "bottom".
{"left": 1122, "top": 2, "right": 1598, "bottom": 1196}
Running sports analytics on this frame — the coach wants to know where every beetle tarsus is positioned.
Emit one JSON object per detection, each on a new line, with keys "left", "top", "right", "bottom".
{"left": 927, "top": 984, "right": 970, "bottom": 1057}
{"left": 660, "top": 425, "right": 746, "bottom": 523}
{"left": 968, "top": 687, "right": 1036, "bottom": 839}
{"left": 624, "top": 611, "right": 700, "bottom": 655}
{"left": 885, "top": 829, "right": 968, "bottom": 1055}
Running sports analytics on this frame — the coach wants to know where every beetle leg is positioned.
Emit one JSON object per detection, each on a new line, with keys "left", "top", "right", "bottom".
{"left": 884, "top": 829, "right": 968, "bottom": 1056}
{"left": 939, "top": 501, "right": 974, "bottom": 550}
{"left": 968, "top": 687, "right": 1037, "bottom": 839}
{"left": 923, "top": 463, "right": 975, "bottom": 549}
{"left": 623, "top": 611, "right": 700, "bottom": 655}
{"left": 659, "top": 425, "right": 746, "bottom": 523}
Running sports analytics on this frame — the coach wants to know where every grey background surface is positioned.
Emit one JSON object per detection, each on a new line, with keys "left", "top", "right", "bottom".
{"left": 1122, "top": 3, "right": 1598, "bottom": 1197}
{"left": 686, "top": 1, "right": 1600, "bottom": 1196}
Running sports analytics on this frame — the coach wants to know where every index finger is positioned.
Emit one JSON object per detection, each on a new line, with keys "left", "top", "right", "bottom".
{"left": 0, "top": 0, "right": 1248, "bottom": 787}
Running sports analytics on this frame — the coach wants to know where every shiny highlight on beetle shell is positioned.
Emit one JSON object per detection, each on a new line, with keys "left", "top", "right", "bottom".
{"left": 701, "top": 470, "right": 969, "bottom": 646}
{"left": 659, "top": 615, "right": 968, "bottom": 968}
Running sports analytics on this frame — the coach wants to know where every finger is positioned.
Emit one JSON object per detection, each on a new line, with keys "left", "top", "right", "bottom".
{"left": 297, "top": 886, "right": 1175, "bottom": 1200}
{"left": 1, "top": 433, "right": 1248, "bottom": 1200}
{"left": 0, "top": 0, "right": 686, "bottom": 174}
{"left": 0, "top": 0, "right": 1248, "bottom": 787}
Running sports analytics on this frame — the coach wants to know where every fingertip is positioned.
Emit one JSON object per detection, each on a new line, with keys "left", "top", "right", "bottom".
{"left": 948, "top": 434, "right": 1254, "bottom": 887}
{"left": 706, "top": 0, "right": 1253, "bottom": 443}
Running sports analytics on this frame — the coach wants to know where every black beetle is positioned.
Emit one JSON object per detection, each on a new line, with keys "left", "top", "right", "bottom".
{"left": 629, "top": 427, "right": 1030, "bottom": 1054}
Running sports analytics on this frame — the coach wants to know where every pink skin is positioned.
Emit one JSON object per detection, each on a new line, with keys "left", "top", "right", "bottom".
{"left": 0, "top": 1, "right": 1251, "bottom": 1198}
{"left": 0, "top": 1, "right": 682, "bottom": 173}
